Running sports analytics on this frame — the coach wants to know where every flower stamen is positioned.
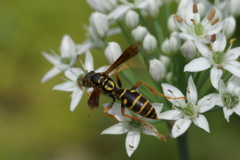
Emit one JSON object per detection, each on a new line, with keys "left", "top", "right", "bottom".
{"left": 207, "top": 9, "right": 216, "bottom": 21}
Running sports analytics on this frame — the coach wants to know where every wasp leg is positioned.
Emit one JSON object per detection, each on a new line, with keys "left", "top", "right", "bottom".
{"left": 115, "top": 73, "right": 122, "bottom": 88}
{"left": 103, "top": 98, "right": 118, "bottom": 122}
{"left": 131, "top": 81, "right": 185, "bottom": 100}
{"left": 120, "top": 103, "right": 167, "bottom": 141}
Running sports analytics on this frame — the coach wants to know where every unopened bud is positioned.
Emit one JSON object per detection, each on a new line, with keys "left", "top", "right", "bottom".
{"left": 180, "top": 40, "right": 197, "bottom": 59}
{"left": 143, "top": 33, "right": 157, "bottom": 54}
{"left": 125, "top": 10, "right": 140, "bottom": 29}
{"left": 149, "top": 58, "right": 166, "bottom": 82}
{"left": 104, "top": 42, "right": 122, "bottom": 64}
{"left": 90, "top": 12, "right": 109, "bottom": 39}
{"left": 131, "top": 25, "right": 148, "bottom": 42}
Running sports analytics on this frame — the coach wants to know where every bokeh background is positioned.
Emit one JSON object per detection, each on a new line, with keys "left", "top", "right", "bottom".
{"left": 1, "top": 0, "right": 240, "bottom": 160}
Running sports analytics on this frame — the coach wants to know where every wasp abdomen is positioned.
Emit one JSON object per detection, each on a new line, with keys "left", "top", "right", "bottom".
{"left": 117, "top": 89, "right": 157, "bottom": 119}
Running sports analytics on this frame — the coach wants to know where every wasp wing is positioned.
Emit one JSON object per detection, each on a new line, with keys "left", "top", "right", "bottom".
{"left": 88, "top": 87, "right": 102, "bottom": 109}
{"left": 104, "top": 43, "right": 141, "bottom": 75}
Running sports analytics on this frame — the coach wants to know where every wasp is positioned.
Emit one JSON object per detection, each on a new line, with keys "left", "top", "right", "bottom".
{"left": 80, "top": 43, "right": 184, "bottom": 141}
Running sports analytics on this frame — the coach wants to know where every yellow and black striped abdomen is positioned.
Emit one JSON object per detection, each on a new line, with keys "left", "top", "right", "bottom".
{"left": 117, "top": 89, "right": 157, "bottom": 119}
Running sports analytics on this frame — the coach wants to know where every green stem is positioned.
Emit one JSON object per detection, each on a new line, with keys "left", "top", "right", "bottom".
{"left": 116, "top": 20, "right": 133, "bottom": 44}
{"left": 153, "top": 19, "right": 164, "bottom": 46}
{"left": 177, "top": 132, "right": 190, "bottom": 160}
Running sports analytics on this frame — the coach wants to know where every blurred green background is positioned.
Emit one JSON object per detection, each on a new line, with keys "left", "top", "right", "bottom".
{"left": 1, "top": 0, "right": 240, "bottom": 160}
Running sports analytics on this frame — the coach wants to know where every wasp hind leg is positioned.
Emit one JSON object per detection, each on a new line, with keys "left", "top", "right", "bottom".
{"left": 131, "top": 81, "right": 185, "bottom": 100}
{"left": 120, "top": 103, "right": 167, "bottom": 141}
{"left": 103, "top": 98, "right": 119, "bottom": 122}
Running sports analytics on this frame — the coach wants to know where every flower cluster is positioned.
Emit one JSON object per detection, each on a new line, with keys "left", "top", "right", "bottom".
{"left": 42, "top": 0, "right": 240, "bottom": 157}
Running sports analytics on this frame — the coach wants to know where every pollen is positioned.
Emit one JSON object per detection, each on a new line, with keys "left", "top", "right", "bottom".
{"left": 207, "top": 9, "right": 216, "bottom": 21}
{"left": 193, "top": 3, "right": 198, "bottom": 13}
{"left": 174, "top": 14, "right": 183, "bottom": 23}
{"left": 211, "top": 17, "right": 219, "bottom": 25}
{"left": 230, "top": 38, "right": 237, "bottom": 44}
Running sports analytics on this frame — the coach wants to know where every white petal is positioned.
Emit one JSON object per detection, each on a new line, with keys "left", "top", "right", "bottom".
{"left": 84, "top": 50, "right": 94, "bottom": 72}
{"left": 65, "top": 68, "right": 84, "bottom": 81}
{"left": 95, "top": 65, "right": 109, "bottom": 73}
{"left": 179, "top": 33, "right": 194, "bottom": 40}
{"left": 223, "top": 107, "right": 233, "bottom": 122}
{"left": 212, "top": 33, "right": 226, "bottom": 52}
{"left": 161, "top": 83, "right": 185, "bottom": 107}
{"left": 41, "top": 67, "right": 62, "bottom": 83}
{"left": 158, "top": 110, "right": 182, "bottom": 120}
{"left": 152, "top": 103, "right": 163, "bottom": 115}
{"left": 184, "top": 57, "right": 211, "bottom": 72}
{"left": 198, "top": 93, "right": 220, "bottom": 113}
{"left": 108, "top": 5, "right": 130, "bottom": 19}
{"left": 187, "top": 76, "right": 198, "bottom": 104}
{"left": 101, "top": 123, "right": 129, "bottom": 135}
{"left": 172, "top": 119, "right": 191, "bottom": 138}
{"left": 210, "top": 67, "right": 222, "bottom": 89}
{"left": 53, "top": 81, "right": 77, "bottom": 92}
{"left": 222, "top": 61, "right": 240, "bottom": 78}
{"left": 194, "top": 40, "right": 210, "bottom": 58}
{"left": 70, "top": 89, "right": 84, "bottom": 111}
{"left": 125, "top": 130, "right": 140, "bottom": 157}
{"left": 233, "top": 105, "right": 240, "bottom": 116}
{"left": 225, "top": 47, "right": 240, "bottom": 61}
{"left": 227, "top": 75, "right": 240, "bottom": 94}
{"left": 42, "top": 51, "right": 60, "bottom": 65}
{"left": 142, "top": 124, "right": 158, "bottom": 137}
{"left": 60, "top": 35, "right": 76, "bottom": 57}
{"left": 193, "top": 114, "right": 210, "bottom": 132}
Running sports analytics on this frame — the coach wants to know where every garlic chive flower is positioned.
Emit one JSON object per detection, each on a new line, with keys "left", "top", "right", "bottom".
{"left": 143, "top": 33, "right": 157, "bottom": 54}
{"left": 174, "top": 1, "right": 223, "bottom": 44}
{"left": 217, "top": 76, "right": 240, "bottom": 122}
{"left": 41, "top": 35, "right": 77, "bottom": 83}
{"left": 125, "top": 10, "right": 140, "bottom": 29}
{"left": 184, "top": 32, "right": 240, "bottom": 89}
{"left": 101, "top": 103, "right": 163, "bottom": 157}
{"left": 53, "top": 50, "right": 108, "bottom": 111}
{"left": 131, "top": 25, "right": 148, "bottom": 42}
{"left": 158, "top": 76, "right": 219, "bottom": 138}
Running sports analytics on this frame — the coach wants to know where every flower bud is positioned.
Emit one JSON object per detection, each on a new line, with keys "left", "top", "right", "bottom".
{"left": 131, "top": 25, "right": 148, "bottom": 42}
{"left": 180, "top": 40, "right": 197, "bottom": 59}
{"left": 125, "top": 10, "right": 140, "bottom": 29}
{"left": 149, "top": 58, "right": 166, "bottom": 82}
{"left": 169, "top": 32, "right": 181, "bottom": 54}
{"left": 90, "top": 12, "right": 109, "bottom": 39}
{"left": 223, "top": 16, "right": 236, "bottom": 39}
{"left": 229, "top": 0, "right": 240, "bottom": 17}
{"left": 159, "top": 55, "right": 170, "bottom": 69}
{"left": 86, "top": 0, "right": 117, "bottom": 13}
{"left": 147, "top": 0, "right": 161, "bottom": 18}
{"left": 168, "top": 15, "right": 178, "bottom": 32}
{"left": 161, "top": 38, "right": 171, "bottom": 55}
{"left": 143, "top": 33, "right": 157, "bottom": 54}
{"left": 104, "top": 42, "right": 122, "bottom": 64}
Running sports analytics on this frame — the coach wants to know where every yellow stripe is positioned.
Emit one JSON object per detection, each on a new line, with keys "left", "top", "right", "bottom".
{"left": 128, "top": 95, "right": 141, "bottom": 110}
{"left": 136, "top": 100, "right": 148, "bottom": 114}
{"left": 144, "top": 103, "right": 154, "bottom": 117}
{"left": 119, "top": 89, "right": 127, "bottom": 98}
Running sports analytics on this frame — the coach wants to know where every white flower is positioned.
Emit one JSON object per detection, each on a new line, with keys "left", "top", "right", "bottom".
{"left": 86, "top": 0, "right": 118, "bottom": 13}
{"left": 184, "top": 32, "right": 240, "bottom": 89}
{"left": 217, "top": 76, "right": 240, "bottom": 122}
{"left": 147, "top": 0, "right": 162, "bottom": 18}
{"left": 101, "top": 103, "right": 163, "bottom": 157}
{"left": 41, "top": 35, "right": 77, "bottom": 83}
{"left": 104, "top": 42, "right": 122, "bottom": 64}
{"left": 174, "top": 1, "right": 223, "bottom": 44}
{"left": 158, "top": 76, "right": 219, "bottom": 138}
{"left": 89, "top": 12, "right": 109, "bottom": 39}
{"left": 161, "top": 32, "right": 181, "bottom": 55}
{"left": 149, "top": 58, "right": 166, "bottom": 82}
{"left": 53, "top": 50, "right": 108, "bottom": 111}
